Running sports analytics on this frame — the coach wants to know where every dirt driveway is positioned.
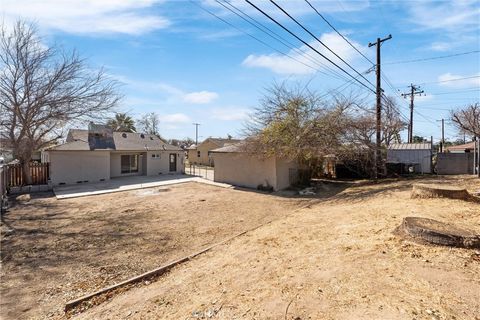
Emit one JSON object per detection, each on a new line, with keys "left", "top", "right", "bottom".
{"left": 0, "top": 182, "right": 305, "bottom": 320}
{"left": 71, "top": 176, "right": 480, "bottom": 320}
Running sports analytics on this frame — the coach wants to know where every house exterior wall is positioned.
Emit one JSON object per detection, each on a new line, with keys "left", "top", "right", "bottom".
{"left": 387, "top": 149, "right": 432, "bottom": 173}
{"left": 212, "top": 152, "right": 282, "bottom": 190}
{"left": 187, "top": 149, "right": 197, "bottom": 163}
{"left": 110, "top": 152, "right": 145, "bottom": 178}
{"left": 190, "top": 140, "right": 218, "bottom": 166}
{"left": 275, "top": 158, "right": 299, "bottom": 190}
{"left": 49, "top": 151, "right": 110, "bottom": 185}
{"left": 146, "top": 151, "right": 184, "bottom": 175}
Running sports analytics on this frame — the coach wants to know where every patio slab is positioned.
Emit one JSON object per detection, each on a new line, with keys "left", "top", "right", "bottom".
{"left": 53, "top": 174, "right": 232, "bottom": 199}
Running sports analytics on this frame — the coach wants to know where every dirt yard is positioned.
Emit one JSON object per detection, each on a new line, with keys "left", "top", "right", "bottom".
{"left": 65, "top": 175, "right": 480, "bottom": 320}
{"left": 0, "top": 182, "right": 305, "bottom": 320}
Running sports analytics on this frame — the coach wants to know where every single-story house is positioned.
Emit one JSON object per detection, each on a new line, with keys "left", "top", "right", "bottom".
{"left": 386, "top": 142, "right": 433, "bottom": 174}
{"left": 446, "top": 141, "right": 475, "bottom": 153}
{"left": 210, "top": 142, "right": 300, "bottom": 191}
{"left": 187, "top": 137, "right": 241, "bottom": 166}
{"left": 45, "top": 126, "right": 184, "bottom": 185}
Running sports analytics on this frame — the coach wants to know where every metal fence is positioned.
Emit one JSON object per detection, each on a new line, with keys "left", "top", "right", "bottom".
{"left": 185, "top": 163, "right": 214, "bottom": 181}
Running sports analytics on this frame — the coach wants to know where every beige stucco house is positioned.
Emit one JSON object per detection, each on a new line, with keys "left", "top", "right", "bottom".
{"left": 210, "top": 142, "right": 299, "bottom": 191}
{"left": 187, "top": 137, "right": 240, "bottom": 166}
{"left": 45, "top": 126, "right": 184, "bottom": 185}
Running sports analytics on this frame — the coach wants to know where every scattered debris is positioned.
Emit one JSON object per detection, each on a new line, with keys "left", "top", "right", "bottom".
{"left": 298, "top": 187, "right": 315, "bottom": 196}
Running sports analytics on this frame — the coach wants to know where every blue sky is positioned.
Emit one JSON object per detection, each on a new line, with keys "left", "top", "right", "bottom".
{"left": 2, "top": 0, "right": 479, "bottom": 142}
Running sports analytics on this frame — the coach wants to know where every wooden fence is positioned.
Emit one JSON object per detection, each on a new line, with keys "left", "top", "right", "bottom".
{"left": 4, "top": 162, "right": 50, "bottom": 187}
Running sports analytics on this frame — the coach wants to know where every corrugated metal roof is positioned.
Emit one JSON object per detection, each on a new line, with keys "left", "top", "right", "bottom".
{"left": 387, "top": 143, "right": 432, "bottom": 150}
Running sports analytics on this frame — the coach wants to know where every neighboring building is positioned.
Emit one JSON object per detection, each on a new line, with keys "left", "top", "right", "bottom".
{"left": 0, "top": 138, "right": 42, "bottom": 163}
{"left": 386, "top": 142, "right": 433, "bottom": 174}
{"left": 187, "top": 137, "right": 241, "bottom": 166}
{"left": 186, "top": 144, "right": 197, "bottom": 162}
{"left": 210, "top": 142, "right": 299, "bottom": 191}
{"left": 45, "top": 126, "right": 184, "bottom": 185}
{"left": 446, "top": 141, "right": 475, "bottom": 153}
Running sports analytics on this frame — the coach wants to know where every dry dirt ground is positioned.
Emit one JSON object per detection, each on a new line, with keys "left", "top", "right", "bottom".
{"left": 0, "top": 182, "right": 304, "bottom": 320}
{"left": 68, "top": 175, "right": 480, "bottom": 320}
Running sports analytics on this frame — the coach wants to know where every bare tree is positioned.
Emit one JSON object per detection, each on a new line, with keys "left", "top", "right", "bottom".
{"left": 451, "top": 103, "right": 480, "bottom": 137}
{"left": 0, "top": 21, "right": 120, "bottom": 183}
{"left": 137, "top": 112, "right": 162, "bottom": 138}
{"left": 382, "top": 96, "right": 407, "bottom": 146}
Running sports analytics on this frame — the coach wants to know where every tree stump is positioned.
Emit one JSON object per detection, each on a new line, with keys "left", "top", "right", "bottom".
{"left": 397, "top": 217, "right": 480, "bottom": 249}
{"left": 411, "top": 183, "right": 474, "bottom": 201}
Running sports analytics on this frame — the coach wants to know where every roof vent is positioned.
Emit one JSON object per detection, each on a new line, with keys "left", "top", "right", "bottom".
{"left": 122, "top": 133, "right": 127, "bottom": 138}
{"left": 150, "top": 136, "right": 154, "bottom": 140}
{"left": 140, "top": 134, "right": 145, "bottom": 139}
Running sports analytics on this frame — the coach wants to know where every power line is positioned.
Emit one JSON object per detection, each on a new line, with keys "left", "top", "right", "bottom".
{"left": 384, "top": 50, "right": 480, "bottom": 65}
{"left": 427, "top": 88, "right": 480, "bottom": 96}
{"left": 419, "top": 75, "right": 480, "bottom": 86}
{"left": 303, "top": 0, "right": 375, "bottom": 66}
{"left": 269, "top": 0, "right": 377, "bottom": 91}
{"left": 244, "top": 0, "right": 375, "bottom": 93}
{"left": 214, "top": 0, "right": 351, "bottom": 82}
{"left": 188, "top": 0, "right": 325, "bottom": 76}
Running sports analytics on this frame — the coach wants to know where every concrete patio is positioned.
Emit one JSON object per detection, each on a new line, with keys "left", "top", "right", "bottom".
{"left": 53, "top": 174, "right": 231, "bottom": 199}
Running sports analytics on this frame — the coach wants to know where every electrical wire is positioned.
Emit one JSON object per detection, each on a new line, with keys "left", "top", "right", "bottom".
{"left": 384, "top": 50, "right": 480, "bottom": 65}
{"left": 303, "top": 0, "right": 375, "bottom": 66}
{"left": 244, "top": 0, "right": 376, "bottom": 94}
{"left": 269, "top": 0, "right": 377, "bottom": 90}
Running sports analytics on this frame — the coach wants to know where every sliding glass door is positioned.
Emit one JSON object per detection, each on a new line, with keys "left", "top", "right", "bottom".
{"left": 121, "top": 154, "right": 139, "bottom": 174}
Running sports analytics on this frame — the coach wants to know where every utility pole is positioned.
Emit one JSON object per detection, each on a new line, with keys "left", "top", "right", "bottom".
{"left": 192, "top": 123, "right": 201, "bottom": 145}
{"left": 436, "top": 119, "right": 445, "bottom": 152}
{"left": 368, "top": 34, "right": 392, "bottom": 180}
{"left": 401, "top": 84, "right": 424, "bottom": 143}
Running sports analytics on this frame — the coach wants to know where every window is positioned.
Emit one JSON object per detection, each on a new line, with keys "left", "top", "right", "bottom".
{"left": 121, "top": 155, "right": 139, "bottom": 173}
{"left": 197, "top": 151, "right": 201, "bottom": 157}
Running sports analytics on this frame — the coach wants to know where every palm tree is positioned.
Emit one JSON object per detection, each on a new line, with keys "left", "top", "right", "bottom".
{"left": 107, "top": 113, "right": 136, "bottom": 132}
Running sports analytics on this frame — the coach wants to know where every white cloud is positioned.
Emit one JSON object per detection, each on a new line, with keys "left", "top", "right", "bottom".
{"left": 408, "top": 0, "right": 480, "bottom": 33}
{"left": 438, "top": 73, "right": 480, "bottom": 88}
{"left": 160, "top": 113, "right": 191, "bottom": 124}
{"left": 114, "top": 75, "right": 219, "bottom": 105}
{"left": 1, "top": 0, "right": 169, "bottom": 35}
{"left": 242, "top": 32, "right": 369, "bottom": 75}
{"left": 211, "top": 108, "right": 251, "bottom": 121}
{"left": 183, "top": 91, "right": 219, "bottom": 104}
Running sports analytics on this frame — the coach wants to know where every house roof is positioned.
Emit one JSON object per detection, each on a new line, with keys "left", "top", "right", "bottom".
{"left": 201, "top": 137, "right": 241, "bottom": 148}
{"left": 49, "top": 129, "right": 182, "bottom": 152}
{"left": 387, "top": 143, "right": 432, "bottom": 150}
{"left": 210, "top": 141, "right": 246, "bottom": 153}
{"left": 446, "top": 141, "right": 475, "bottom": 152}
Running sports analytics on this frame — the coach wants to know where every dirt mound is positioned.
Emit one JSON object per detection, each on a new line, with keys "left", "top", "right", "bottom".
{"left": 411, "top": 183, "right": 478, "bottom": 202}
{"left": 397, "top": 217, "right": 480, "bottom": 248}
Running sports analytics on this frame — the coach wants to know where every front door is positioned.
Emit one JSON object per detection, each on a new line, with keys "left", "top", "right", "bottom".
{"left": 169, "top": 153, "right": 177, "bottom": 172}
